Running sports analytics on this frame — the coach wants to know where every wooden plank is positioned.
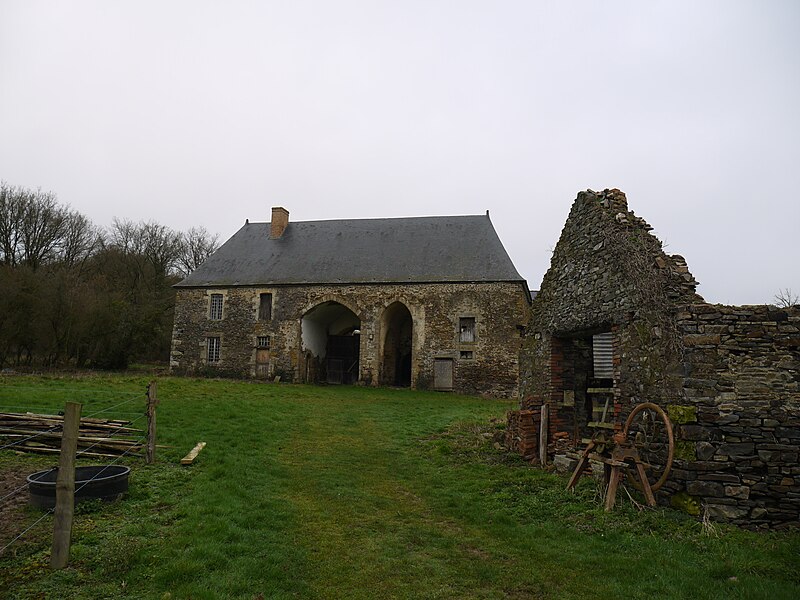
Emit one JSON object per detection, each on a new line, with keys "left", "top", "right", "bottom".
{"left": 587, "top": 421, "right": 615, "bottom": 429}
{"left": 604, "top": 467, "right": 622, "bottom": 512}
{"left": 636, "top": 462, "right": 657, "bottom": 507}
{"left": 600, "top": 396, "right": 611, "bottom": 422}
{"left": 181, "top": 442, "right": 207, "bottom": 465}
{"left": 51, "top": 401, "right": 82, "bottom": 570}
{"left": 566, "top": 441, "right": 595, "bottom": 490}
{"left": 586, "top": 387, "right": 615, "bottom": 394}
{"left": 539, "top": 404, "right": 549, "bottom": 466}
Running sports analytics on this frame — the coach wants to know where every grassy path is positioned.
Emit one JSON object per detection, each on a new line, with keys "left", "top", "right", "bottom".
{"left": 1, "top": 376, "right": 798, "bottom": 599}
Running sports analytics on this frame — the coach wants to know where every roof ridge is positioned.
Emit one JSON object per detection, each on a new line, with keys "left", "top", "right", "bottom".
{"left": 247, "top": 214, "right": 489, "bottom": 225}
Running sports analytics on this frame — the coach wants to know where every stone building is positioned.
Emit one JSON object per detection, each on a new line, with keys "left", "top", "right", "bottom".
{"left": 507, "top": 189, "right": 799, "bottom": 529}
{"left": 170, "top": 207, "right": 530, "bottom": 398}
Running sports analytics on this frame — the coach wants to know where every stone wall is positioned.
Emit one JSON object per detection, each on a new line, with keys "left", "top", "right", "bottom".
{"left": 171, "top": 281, "right": 529, "bottom": 398}
{"left": 667, "top": 304, "right": 800, "bottom": 528}
{"left": 509, "top": 188, "right": 799, "bottom": 529}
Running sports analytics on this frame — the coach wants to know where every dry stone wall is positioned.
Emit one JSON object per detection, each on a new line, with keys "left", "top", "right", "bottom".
{"left": 667, "top": 304, "right": 800, "bottom": 528}
{"left": 171, "top": 281, "right": 529, "bottom": 398}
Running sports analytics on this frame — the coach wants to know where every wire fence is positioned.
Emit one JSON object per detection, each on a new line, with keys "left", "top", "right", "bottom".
{"left": 75, "top": 415, "right": 147, "bottom": 459}
{"left": 74, "top": 436, "right": 147, "bottom": 497}
{"left": 0, "top": 423, "right": 65, "bottom": 452}
{"left": 0, "top": 509, "right": 54, "bottom": 556}
{"left": 0, "top": 383, "right": 155, "bottom": 560}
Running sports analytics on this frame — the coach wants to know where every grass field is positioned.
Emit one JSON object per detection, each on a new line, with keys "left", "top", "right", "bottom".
{"left": 1, "top": 374, "right": 798, "bottom": 599}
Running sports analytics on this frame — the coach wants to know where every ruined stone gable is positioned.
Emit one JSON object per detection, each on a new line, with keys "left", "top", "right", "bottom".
{"left": 511, "top": 188, "right": 799, "bottom": 529}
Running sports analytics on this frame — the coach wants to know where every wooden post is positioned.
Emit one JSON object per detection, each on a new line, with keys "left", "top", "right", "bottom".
{"left": 539, "top": 404, "right": 549, "bottom": 466}
{"left": 146, "top": 380, "right": 159, "bottom": 465}
{"left": 51, "top": 401, "right": 82, "bottom": 570}
{"left": 604, "top": 466, "right": 622, "bottom": 512}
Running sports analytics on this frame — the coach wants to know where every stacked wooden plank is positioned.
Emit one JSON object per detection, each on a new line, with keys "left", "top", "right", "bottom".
{"left": 0, "top": 412, "right": 144, "bottom": 458}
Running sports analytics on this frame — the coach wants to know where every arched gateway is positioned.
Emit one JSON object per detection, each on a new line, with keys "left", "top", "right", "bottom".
{"left": 380, "top": 302, "right": 413, "bottom": 387}
{"left": 171, "top": 207, "right": 530, "bottom": 398}
{"left": 301, "top": 301, "right": 361, "bottom": 384}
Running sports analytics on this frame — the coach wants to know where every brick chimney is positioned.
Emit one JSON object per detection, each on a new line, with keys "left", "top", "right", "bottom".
{"left": 270, "top": 207, "right": 289, "bottom": 239}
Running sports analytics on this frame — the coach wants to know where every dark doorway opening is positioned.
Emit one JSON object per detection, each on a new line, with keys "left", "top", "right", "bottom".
{"left": 380, "top": 302, "right": 413, "bottom": 387}
{"left": 551, "top": 330, "right": 615, "bottom": 442}
{"left": 301, "top": 301, "right": 361, "bottom": 384}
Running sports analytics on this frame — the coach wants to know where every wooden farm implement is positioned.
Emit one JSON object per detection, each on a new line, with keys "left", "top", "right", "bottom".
{"left": 566, "top": 402, "right": 675, "bottom": 510}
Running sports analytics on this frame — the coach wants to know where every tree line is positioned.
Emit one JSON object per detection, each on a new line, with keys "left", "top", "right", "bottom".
{"left": 0, "top": 182, "right": 219, "bottom": 369}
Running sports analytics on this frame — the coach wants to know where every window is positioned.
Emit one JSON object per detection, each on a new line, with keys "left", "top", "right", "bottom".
{"left": 592, "top": 332, "right": 614, "bottom": 379}
{"left": 459, "top": 350, "right": 474, "bottom": 360}
{"left": 257, "top": 336, "right": 271, "bottom": 348}
{"left": 259, "top": 293, "right": 272, "bottom": 321}
{"left": 459, "top": 317, "right": 475, "bottom": 343}
{"left": 207, "top": 337, "right": 220, "bottom": 364}
{"left": 209, "top": 294, "right": 223, "bottom": 320}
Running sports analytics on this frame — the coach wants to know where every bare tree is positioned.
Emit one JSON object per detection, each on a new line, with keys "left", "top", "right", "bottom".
{"left": 142, "top": 221, "right": 184, "bottom": 278}
{"left": 0, "top": 182, "right": 70, "bottom": 270}
{"left": 58, "top": 211, "right": 103, "bottom": 269}
{"left": 108, "top": 219, "right": 184, "bottom": 274}
{"left": 0, "top": 182, "right": 220, "bottom": 368}
{"left": 774, "top": 288, "right": 799, "bottom": 308}
{"left": 177, "top": 226, "right": 219, "bottom": 276}
{"left": 19, "top": 188, "right": 68, "bottom": 270}
{"left": 0, "top": 182, "right": 27, "bottom": 266}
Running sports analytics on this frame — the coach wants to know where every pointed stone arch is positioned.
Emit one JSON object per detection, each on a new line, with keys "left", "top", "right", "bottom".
{"left": 379, "top": 301, "right": 413, "bottom": 387}
{"left": 301, "top": 300, "right": 361, "bottom": 384}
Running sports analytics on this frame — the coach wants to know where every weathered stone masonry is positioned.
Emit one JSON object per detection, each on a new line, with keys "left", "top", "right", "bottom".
{"left": 670, "top": 304, "right": 800, "bottom": 526}
{"left": 508, "top": 188, "right": 799, "bottom": 529}
{"left": 171, "top": 281, "right": 528, "bottom": 398}
{"left": 171, "top": 209, "right": 531, "bottom": 398}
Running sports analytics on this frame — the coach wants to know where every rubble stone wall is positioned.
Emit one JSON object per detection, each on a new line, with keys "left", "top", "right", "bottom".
{"left": 509, "top": 188, "right": 799, "bottom": 529}
{"left": 171, "top": 281, "right": 529, "bottom": 398}
{"left": 668, "top": 304, "right": 800, "bottom": 528}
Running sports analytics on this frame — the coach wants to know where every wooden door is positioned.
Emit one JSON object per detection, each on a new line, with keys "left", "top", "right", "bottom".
{"left": 256, "top": 348, "right": 270, "bottom": 378}
{"left": 434, "top": 358, "right": 453, "bottom": 391}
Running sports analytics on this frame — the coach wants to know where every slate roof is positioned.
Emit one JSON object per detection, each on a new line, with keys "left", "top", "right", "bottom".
{"left": 175, "top": 214, "right": 525, "bottom": 287}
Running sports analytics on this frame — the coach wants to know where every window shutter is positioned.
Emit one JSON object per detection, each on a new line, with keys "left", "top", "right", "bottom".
{"left": 592, "top": 332, "right": 614, "bottom": 379}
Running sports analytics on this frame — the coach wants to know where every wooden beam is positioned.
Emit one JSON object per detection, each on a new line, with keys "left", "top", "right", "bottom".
{"left": 181, "top": 442, "right": 207, "bottom": 466}
{"left": 539, "top": 404, "right": 549, "bottom": 466}
{"left": 604, "top": 467, "right": 622, "bottom": 512}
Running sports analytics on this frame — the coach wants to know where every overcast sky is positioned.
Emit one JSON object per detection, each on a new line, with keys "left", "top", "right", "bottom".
{"left": 1, "top": 1, "right": 798, "bottom": 304}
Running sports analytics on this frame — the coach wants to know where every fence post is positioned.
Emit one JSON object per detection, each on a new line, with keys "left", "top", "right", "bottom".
{"left": 146, "top": 380, "right": 158, "bottom": 464}
{"left": 51, "top": 401, "right": 82, "bottom": 570}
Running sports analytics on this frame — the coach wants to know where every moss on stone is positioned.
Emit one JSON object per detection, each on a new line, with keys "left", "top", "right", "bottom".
{"left": 667, "top": 404, "right": 696, "bottom": 424}
{"left": 670, "top": 492, "right": 701, "bottom": 516}
{"left": 674, "top": 440, "right": 696, "bottom": 461}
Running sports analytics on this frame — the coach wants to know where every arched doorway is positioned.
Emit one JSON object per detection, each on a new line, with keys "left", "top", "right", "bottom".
{"left": 380, "top": 302, "right": 413, "bottom": 387}
{"left": 301, "top": 301, "right": 361, "bottom": 384}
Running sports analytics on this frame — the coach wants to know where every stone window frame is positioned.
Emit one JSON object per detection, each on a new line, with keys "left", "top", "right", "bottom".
{"left": 458, "top": 316, "right": 477, "bottom": 343}
{"left": 254, "top": 289, "right": 276, "bottom": 322}
{"left": 206, "top": 290, "right": 228, "bottom": 321}
{"left": 206, "top": 336, "right": 221, "bottom": 364}
{"left": 258, "top": 292, "right": 273, "bottom": 321}
{"left": 459, "top": 350, "right": 475, "bottom": 361}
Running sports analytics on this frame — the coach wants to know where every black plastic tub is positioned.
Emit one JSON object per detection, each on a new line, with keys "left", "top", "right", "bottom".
{"left": 27, "top": 466, "right": 130, "bottom": 509}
